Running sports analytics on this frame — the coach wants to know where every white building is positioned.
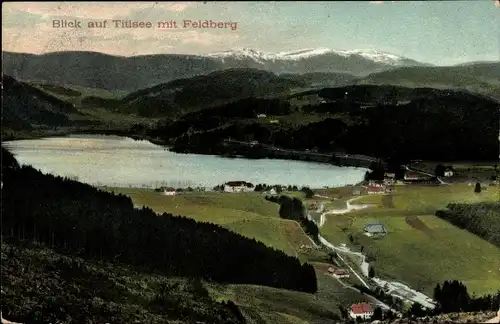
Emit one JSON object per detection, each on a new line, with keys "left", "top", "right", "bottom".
{"left": 444, "top": 169, "right": 454, "bottom": 177}
{"left": 223, "top": 181, "right": 254, "bottom": 193}
{"left": 163, "top": 188, "right": 176, "bottom": 196}
{"left": 328, "top": 267, "right": 350, "bottom": 279}
{"left": 349, "top": 303, "right": 374, "bottom": 320}
{"left": 257, "top": 114, "right": 267, "bottom": 118}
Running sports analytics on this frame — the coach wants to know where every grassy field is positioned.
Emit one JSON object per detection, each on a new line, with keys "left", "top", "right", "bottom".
{"left": 352, "top": 184, "right": 499, "bottom": 212}
{"left": 30, "top": 81, "right": 127, "bottom": 104}
{"left": 208, "top": 261, "right": 371, "bottom": 324}
{"left": 102, "top": 187, "right": 369, "bottom": 322}
{"left": 4, "top": 238, "right": 363, "bottom": 324}
{"left": 409, "top": 161, "right": 498, "bottom": 182}
{"left": 104, "top": 188, "right": 314, "bottom": 258}
{"left": 320, "top": 184, "right": 500, "bottom": 296}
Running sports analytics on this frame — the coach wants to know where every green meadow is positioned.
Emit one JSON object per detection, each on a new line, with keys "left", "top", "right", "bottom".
{"left": 319, "top": 184, "right": 500, "bottom": 296}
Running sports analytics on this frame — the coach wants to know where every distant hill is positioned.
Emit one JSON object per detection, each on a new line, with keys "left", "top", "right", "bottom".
{"left": 280, "top": 72, "right": 357, "bottom": 88}
{"left": 2, "top": 48, "right": 427, "bottom": 92}
{"left": 154, "top": 84, "right": 500, "bottom": 162}
{"left": 85, "top": 68, "right": 308, "bottom": 117}
{"left": 357, "top": 63, "right": 500, "bottom": 101}
{"left": 2, "top": 75, "right": 77, "bottom": 130}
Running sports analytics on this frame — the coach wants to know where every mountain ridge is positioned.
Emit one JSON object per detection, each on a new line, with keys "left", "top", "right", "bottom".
{"left": 1, "top": 48, "right": 429, "bottom": 91}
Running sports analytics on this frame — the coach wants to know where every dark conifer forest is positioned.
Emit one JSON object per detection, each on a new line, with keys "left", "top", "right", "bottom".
{"left": 435, "top": 202, "right": 500, "bottom": 248}
{"left": 433, "top": 280, "right": 500, "bottom": 314}
{"left": 1, "top": 147, "right": 317, "bottom": 294}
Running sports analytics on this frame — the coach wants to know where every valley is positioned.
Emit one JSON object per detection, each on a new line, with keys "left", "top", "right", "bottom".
{"left": 2, "top": 45, "right": 500, "bottom": 324}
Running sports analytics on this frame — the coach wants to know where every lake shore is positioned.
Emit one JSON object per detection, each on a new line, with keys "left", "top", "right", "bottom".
{"left": 3, "top": 135, "right": 367, "bottom": 190}
{"left": 2, "top": 127, "right": 384, "bottom": 169}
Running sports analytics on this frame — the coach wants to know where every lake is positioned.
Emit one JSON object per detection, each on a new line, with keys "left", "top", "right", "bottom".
{"left": 3, "top": 135, "right": 367, "bottom": 189}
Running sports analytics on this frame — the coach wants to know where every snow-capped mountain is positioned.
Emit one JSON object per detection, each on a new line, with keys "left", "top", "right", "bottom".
{"left": 205, "top": 47, "right": 421, "bottom": 67}
{"left": 2, "top": 47, "right": 430, "bottom": 92}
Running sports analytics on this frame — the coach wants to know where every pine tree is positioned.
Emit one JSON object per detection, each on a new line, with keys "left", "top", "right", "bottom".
{"left": 369, "top": 266, "right": 375, "bottom": 278}
{"left": 434, "top": 283, "right": 442, "bottom": 303}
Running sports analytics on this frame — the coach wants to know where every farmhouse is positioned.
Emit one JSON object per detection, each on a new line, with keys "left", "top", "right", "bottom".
{"left": 404, "top": 171, "right": 423, "bottom": 181}
{"left": 384, "top": 172, "right": 396, "bottom": 185}
{"left": 364, "top": 223, "right": 387, "bottom": 237}
{"left": 224, "top": 181, "right": 255, "bottom": 193}
{"left": 444, "top": 167, "right": 454, "bottom": 177}
{"left": 163, "top": 187, "right": 177, "bottom": 196}
{"left": 365, "top": 186, "right": 385, "bottom": 194}
{"left": 327, "top": 267, "right": 350, "bottom": 278}
{"left": 349, "top": 303, "right": 374, "bottom": 320}
{"left": 256, "top": 114, "right": 267, "bottom": 118}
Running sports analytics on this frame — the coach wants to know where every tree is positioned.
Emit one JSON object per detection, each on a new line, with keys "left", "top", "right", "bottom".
{"left": 369, "top": 266, "right": 375, "bottom": 278}
{"left": 371, "top": 307, "right": 383, "bottom": 320}
{"left": 434, "top": 283, "right": 442, "bottom": 302}
{"left": 474, "top": 182, "right": 482, "bottom": 193}
{"left": 434, "top": 164, "right": 446, "bottom": 177}
{"left": 407, "top": 302, "right": 426, "bottom": 317}
{"left": 364, "top": 171, "right": 370, "bottom": 182}
{"left": 384, "top": 309, "right": 397, "bottom": 320}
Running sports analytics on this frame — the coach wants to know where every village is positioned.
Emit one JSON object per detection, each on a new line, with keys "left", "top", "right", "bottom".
{"left": 148, "top": 163, "right": 499, "bottom": 322}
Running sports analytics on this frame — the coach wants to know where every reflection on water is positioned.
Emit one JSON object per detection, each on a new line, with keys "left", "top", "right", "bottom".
{"left": 3, "top": 135, "right": 367, "bottom": 189}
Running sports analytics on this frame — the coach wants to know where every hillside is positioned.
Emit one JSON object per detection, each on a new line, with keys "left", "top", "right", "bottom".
{"left": 280, "top": 72, "right": 357, "bottom": 88}
{"left": 358, "top": 63, "right": 500, "bottom": 101}
{"left": 149, "top": 85, "right": 500, "bottom": 163}
{"left": 2, "top": 75, "right": 78, "bottom": 131}
{"left": 113, "top": 68, "right": 307, "bottom": 117}
{"left": 1, "top": 239, "right": 247, "bottom": 324}
{"left": 0, "top": 147, "right": 330, "bottom": 323}
{"left": 2, "top": 49, "right": 425, "bottom": 91}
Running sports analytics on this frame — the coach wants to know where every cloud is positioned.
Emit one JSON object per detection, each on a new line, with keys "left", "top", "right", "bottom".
{"left": 2, "top": 19, "right": 239, "bottom": 56}
{"left": 369, "top": 1, "right": 384, "bottom": 4}
{"left": 166, "top": 3, "right": 194, "bottom": 12}
{"left": 2, "top": 2, "right": 197, "bottom": 21}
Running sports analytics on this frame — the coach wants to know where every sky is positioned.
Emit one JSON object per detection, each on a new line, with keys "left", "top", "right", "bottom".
{"left": 2, "top": 1, "right": 499, "bottom": 65}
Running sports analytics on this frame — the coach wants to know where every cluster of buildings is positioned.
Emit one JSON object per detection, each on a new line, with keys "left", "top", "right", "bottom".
{"left": 349, "top": 302, "right": 374, "bottom": 320}
{"left": 327, "top": 267, "right": 350, "bottom": 279}
{"left": 223, "top": 181, "right": 255, "bottom": 193}
{"left": 356, "top": 172, "right": 396, "bottom": 195}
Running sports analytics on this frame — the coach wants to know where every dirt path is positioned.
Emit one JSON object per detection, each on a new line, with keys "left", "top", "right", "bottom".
{"left": 308, "top": 194, "right": 437, "bottom": 311}
{"left": 319, "top": 197, "right": 372, "bottom": 227}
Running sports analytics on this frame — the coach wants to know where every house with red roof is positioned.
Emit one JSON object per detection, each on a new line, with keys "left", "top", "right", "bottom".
{"left": 404, "top": 171, "right": 422, "bottom": 181}
{"left": 365, "top": 185, "right": 385, "bottom": 194}
{"left": 349, "top": 302, "right": 374, "bottom": 320}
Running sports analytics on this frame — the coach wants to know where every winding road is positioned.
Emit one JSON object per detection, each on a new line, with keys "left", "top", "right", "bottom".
{"left": 308, "top": 195, "right": 437, "bottom": 312}
{"left": 402, "top": 165, "right": 447, "bottom": 185}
